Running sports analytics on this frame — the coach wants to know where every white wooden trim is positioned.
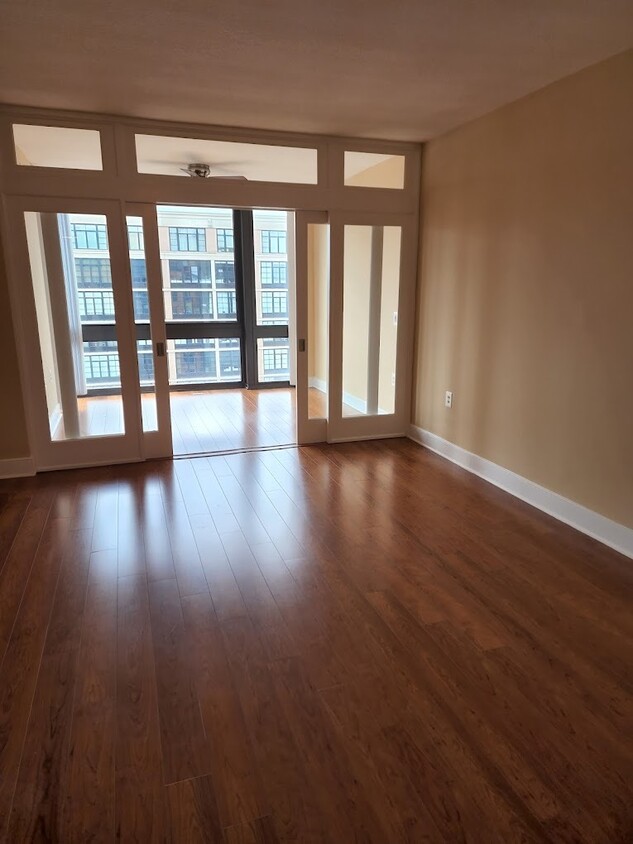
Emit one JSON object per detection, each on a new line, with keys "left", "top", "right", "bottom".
{"left": 0, "top": 456, "right": 36, "bottom": 478}
{"left": 408, "top": 425, "right": 633, "bottom": 560}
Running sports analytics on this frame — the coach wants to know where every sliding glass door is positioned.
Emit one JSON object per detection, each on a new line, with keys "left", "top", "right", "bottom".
{"left": 6, "top": 197, "right": 145, "bottom": 469}
{"left": 153, "top": 205, "right": 293, "bottom": 393}
{"left": 295, "top": 211, "right": 415, "bottom": 444}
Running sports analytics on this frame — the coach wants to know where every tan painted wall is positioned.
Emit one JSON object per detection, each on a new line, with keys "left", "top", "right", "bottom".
{"left": 414, "top": 50, "right": 633, "bottom": 529}
{"left": 25, "top": 213, "right": 61, "bottom": 424}
{"left": 0, "top": 230, "right": 29, "bottom": 459}
{"left": 307, "top": 224, "right": 329, "bottom": 389}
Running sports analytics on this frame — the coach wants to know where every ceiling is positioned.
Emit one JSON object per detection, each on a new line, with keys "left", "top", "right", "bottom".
{"left": 1, "top": 1, "right": 632, "bottom": 142}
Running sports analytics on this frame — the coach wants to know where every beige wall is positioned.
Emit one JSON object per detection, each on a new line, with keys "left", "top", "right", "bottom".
{"left": 25, "top": 213, "right": 61, "bottom": 423}
{"left": 414, "top": 49, "right": 633, "bottom": 529}
{"left": 0, "top": 230, "right": 29, "bottom": 459}
{"left": 307, "top": 224, "right": 329, "bottom": 390}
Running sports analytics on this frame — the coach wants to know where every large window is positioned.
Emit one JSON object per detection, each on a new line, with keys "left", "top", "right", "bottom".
{"left": 72, "top": 223, "right": 108, "bottom": 250}
{"left": 216, "top": 228, "right": 234, "bottom": 252}
{"left": 169, "top": 259, "right": 212, "bottom": 285}
{"left": 261, "top": 230, "right": 287, "bottom": 254}
{"left": 260, "top": 261, "right": 287, "bottom": 286}
{"left": 169, "top": 227, "right": 206, "bottom": 252}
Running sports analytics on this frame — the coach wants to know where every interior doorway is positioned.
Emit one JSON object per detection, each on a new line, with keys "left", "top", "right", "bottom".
{"left": 151, "top": 205, "right": 296, "bottom": 455}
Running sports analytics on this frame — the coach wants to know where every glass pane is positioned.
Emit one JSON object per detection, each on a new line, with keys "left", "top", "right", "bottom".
{"left": 136, "top": 134, "right": 317, "bottom": 184}
{"left": 167, "top": 338, "right": 242, "bottom": 386}
{"left": 254, "top": 210, "right": 290, "bottom": 327}
{"left": 157, "top": 206, "right": 237, "bottom": 324}
{"left": 24, "top": 211, "right": 124, "bottom": 439}
{"left": 307, "top": 223, "right": 329, "bottom": 420}
{"left": 126, "top": 215, "right": 157, "bottom": 432}
{"left": 14, "top": 125, "right": 103, "bottom": 170}
{"left": 344, "top": 152, "right": 405, "bottom": 189}
{"left": 342, "top": 225, "right": 401, "bottom": 417}
{"left": 257, "top": 337, "right": 290, "bottom": 383}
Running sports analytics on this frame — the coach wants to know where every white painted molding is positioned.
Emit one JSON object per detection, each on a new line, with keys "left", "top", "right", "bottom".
{"left": 308, "top": 376, "right": 327, "bottom": 393}
{"left": 0, "top": 456, "right": 36, "bottom": 479}
{"left": 408, "top": 425, "right": 633, "bottom": 560}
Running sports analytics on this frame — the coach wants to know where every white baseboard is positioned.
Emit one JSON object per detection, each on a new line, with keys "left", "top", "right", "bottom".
{"left": 408, "top": 425, "right": 633, "bottom": 560}
{"left": 308, "top": 376, "right": 327, "bottom": 393}
{"left": 0, "top": 456, "right": 36, "bottom": 479}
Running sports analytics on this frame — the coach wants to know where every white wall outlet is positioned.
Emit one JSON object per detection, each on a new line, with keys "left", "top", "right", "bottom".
{"left": 391, "top": 372, "right": 396, "bottom": 386}
{"left": 445, "top": 390, "right": 453, "bottom": 408}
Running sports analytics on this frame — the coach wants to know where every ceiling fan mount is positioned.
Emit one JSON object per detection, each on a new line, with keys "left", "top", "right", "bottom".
{"left": 181, "top": 162, "right": 212, "bottom": 178}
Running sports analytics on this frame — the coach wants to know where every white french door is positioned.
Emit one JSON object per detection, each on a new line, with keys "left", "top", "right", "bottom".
{"left": 295, "top": 210, "right": 416, "bottom": 445}
{"left": 5, "top": 196, "right": 165, "bottom": 469}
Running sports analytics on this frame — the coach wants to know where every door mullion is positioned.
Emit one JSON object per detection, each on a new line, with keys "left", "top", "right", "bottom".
{"left": 235, "top": 209, "right": 258, "bottom": 388}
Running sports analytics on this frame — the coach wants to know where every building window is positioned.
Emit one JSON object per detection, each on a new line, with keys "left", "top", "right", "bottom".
{"left": 72, "top": 223, "right": 108, "bottom": 250}
{"left": 176, "top": 350, "right": 217, "bottom": 380}
{"left": 214, "top": 261, "right": 235, "bottom": 286}
{"left": 260, "top": 261, "right": 287, "bottom": 286}
{"left": 261, "top": 230, "right": 287, "bottom": 254}
{"left": 170, "top": 291, "right": 213, "bottom": 319}
{"left": 82, "top": 343, "right": 120, "bottom": 385}
{"left": 168, "top": 227, "right": 206, "bottom": 252}
{"left": 74, "top": 257, "right": 111, "bottom": 288}
{"left": 127, "top": 225, "right": 144, "bottom": 251}
{"left": 78, "top": 290, "right": 115, "bottom": 321}
{"left": 216, "top": 228, "right": 234, "bottom": 252}
{"left": 260, "top": 291, "right": 288, "bottom": 316}
{"left": 169, "top": 259, "right": 212, "bottom": 285}
{"left": 130, "top": 258, "right": 148, "bottom": 288}
{"left": 217, "top": 291, "right": 237, "bottom": 318}
{"left": 263, "top": 348, "right": 289, "bottom": 373}
{"left": 132, "top": 291, "right": 150, "bottom": 319}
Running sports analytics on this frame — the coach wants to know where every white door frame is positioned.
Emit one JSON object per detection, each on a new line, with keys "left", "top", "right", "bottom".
{"left": 326, "top": 210, "right": 417, "bottom": 443}
{"left": 3, "top": 195, "right": 144, "bottom": 470}
{"left": 125, "top": 202, "right": 173, "bottom": 459}
{"left": 295, "top": 211, "right": 329, "bottom": 445}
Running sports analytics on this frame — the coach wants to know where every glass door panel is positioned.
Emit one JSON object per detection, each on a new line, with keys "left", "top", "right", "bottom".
{"left": 342, "top": 225, "right": 401, "bottom": 417}
{"left": 10, "top": 198, "right": 143, "bottom": 470}
{"left": 295, "top": 212, "right": 329, "bottom": 444}
{"left": 327, "top": 213, "right": 411, "bottom": 443}
{"left": 25, "top": 211, "right": 126, "bottom": 440}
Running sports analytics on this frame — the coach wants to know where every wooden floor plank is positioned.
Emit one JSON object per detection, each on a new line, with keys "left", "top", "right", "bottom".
{"left": 0, "top": 440, "right": 630, "bottom": 841}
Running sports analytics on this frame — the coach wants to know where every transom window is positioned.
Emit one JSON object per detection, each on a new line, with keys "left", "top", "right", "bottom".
{"left": 260, "top": 261, "right": 287, "bottom": 285}
{"left": 169, "top": 227, "right": 206, "bottom": 252}
{"left": 261, "top": 230, "right": 287, "bottom": 254}
{"left": 216, "top": 228, "right": 234, "bottom": 252}
{"left": 72, "top": 223, "right": 108, "bottom": 251}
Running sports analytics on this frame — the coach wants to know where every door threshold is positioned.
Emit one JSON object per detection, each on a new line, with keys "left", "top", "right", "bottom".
{"left": 173, "top": 442, "right": 298, "bottom": 460}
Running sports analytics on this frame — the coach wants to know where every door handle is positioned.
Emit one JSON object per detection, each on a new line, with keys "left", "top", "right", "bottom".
{"left": 156, "top": 341, "right": 166, "bottom": 357}
{"left": 297, "top": 338, "right": 306, "bottom": 353}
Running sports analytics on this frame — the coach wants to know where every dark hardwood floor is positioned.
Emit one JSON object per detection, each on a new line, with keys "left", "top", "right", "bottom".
{"left": 0, "top": 439, "right": 631, "bottom": 842}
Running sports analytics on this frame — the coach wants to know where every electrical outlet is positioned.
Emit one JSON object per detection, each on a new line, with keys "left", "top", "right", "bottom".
{"left": 445, "top": 390, "right": 453, "bottom": 408}
{"left": 391, "top": 373, "right": 396, "bottom": 386}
